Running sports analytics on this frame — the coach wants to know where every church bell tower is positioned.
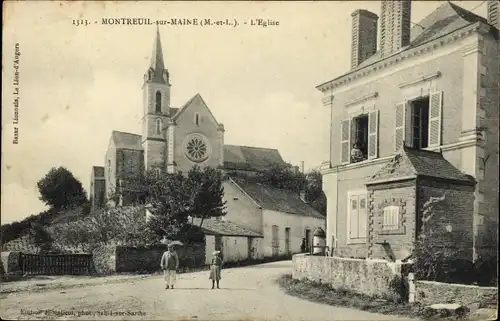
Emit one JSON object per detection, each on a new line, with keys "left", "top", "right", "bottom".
{"left": 142, "top": 26, "right": 171, "bottom": 172}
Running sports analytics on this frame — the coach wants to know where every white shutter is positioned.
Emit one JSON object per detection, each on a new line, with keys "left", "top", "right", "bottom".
{"left": 358, "top": 195, "right": 367, "bottom": 238}
{"left": 428, "top": 91, "right": 443, "bottom": 147}
{"left": 394, "top": 102, "right": 406, "bottom": 152}
{"left": 349, "top": 196, "right": 359, "bottom": 239}
{"left": 340, "top": 119, "right": 351, "bottom": 164}
{"left": 368, "top": 110, "right": 379, "bottom": 159}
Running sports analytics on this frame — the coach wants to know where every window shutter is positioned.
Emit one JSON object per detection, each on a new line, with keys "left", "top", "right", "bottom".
{"left": 394, "top": 102, "right": 406, "bottom": 152}
{"left": 340, "top": 119, "right": 351, "bottom": 164}
{"left": 358, "top": 196, "right": 367, "bottom": 238}
{"left": 428, "top": 91, "right": 443, "bottom": 147}
{"left": 349, "top": 196, "right": 359, "bottom": 239}
{"left": 368, "top": 109, "right": 379, "bottom": 159}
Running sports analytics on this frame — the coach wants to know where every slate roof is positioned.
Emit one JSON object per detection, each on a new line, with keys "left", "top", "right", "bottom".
{"left": 367, "top": 146, "right": 475, "bottom": 184}
{"left": 192, "top": 218, "right": 263, "bottom": 237}
{"left": 223, "top": 145, "right": 285, "bottom": 172}
{"left": 111, "top": 131, "right": 143, "bottom": 150}
{"left": 232, "top": 179, "right": 325, "bottom": 219}
{"left": 92, "top": 166, "right": 105, "bottom": 177}
{"left": 338, "top": 2, "right": 493, "bottom": 74}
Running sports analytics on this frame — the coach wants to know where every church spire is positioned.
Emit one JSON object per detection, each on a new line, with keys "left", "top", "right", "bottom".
{"left": 145, "top": 25, "right": 169, "bottom": 84}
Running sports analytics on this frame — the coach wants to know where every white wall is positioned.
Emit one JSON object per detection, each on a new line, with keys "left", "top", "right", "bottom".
{"left": 262, "top": 209, "right": 326, "bottom": 258}
{"left": 205, "top": 235, "right": 215, "bottom": 265}
{"left": 222, "top": 236, "right": 249, "bottom": 263}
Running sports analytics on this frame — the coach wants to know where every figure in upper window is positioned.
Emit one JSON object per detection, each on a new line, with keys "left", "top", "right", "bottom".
{"left": 351, "top": 142, "right": 366, "bottom": 163}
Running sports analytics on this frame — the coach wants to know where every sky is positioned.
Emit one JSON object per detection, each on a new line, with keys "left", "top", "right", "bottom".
{"left": 1, "top": 1, "right": 488, "bottom": 224}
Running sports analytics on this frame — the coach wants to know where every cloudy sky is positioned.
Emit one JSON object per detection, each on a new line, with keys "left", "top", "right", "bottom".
{"left": 1, "top": 1, "right": 487, "bottom": 224}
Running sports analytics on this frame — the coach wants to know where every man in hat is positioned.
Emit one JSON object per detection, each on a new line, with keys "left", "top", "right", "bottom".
{"left": 160, "top": 244, "right": 179, "bottom": 289}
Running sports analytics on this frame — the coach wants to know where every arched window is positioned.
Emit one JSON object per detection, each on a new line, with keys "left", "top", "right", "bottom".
{"left": 156, "top": 118, "right": 162, "bottom": 135}
{"left": 195, "top": 113, "right": 200, "bottom": 126}
{"left": 155, "top": 91, "right": 162, "bottom": 113}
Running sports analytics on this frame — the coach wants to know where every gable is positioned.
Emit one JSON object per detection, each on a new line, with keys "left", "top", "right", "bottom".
{"left": 173, "top": 94, "right": 219, "bottom": 126}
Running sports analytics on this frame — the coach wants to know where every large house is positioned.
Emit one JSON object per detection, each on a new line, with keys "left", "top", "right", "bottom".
{"left": 318, "top": 1, "right": 499, "bottom": 261}
{"left": 90, "top": 27, "right": 325, "bottom": 263}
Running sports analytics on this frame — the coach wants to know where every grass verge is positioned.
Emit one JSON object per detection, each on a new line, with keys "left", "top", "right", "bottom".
{"left": 276, "top": 274, "right": 478, "bottom": 320}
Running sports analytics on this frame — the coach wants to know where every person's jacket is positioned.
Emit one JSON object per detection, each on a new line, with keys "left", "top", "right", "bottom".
{"left": 161, "top": 251, "right": 179, "bottom": 270}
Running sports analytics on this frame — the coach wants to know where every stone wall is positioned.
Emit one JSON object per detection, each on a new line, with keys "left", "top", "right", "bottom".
{"left": 114, "top": 243, "right": 205, "bottom": 273}
{"left": 0, "top": 251, "right": 22, "bottom": 274}
{"left": 92, "top": 244, "right": 117, "bottom": 274}
{"left": 292, "top": 254, "right": 411, "bottom": 297}
{"left": 411, "top": 278, "right": 498, "bottom": 308}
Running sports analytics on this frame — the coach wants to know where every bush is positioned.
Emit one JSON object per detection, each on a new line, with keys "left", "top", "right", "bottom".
{"left": 474, "top": 256, "right": 498, "bottom": 286}
{"left": 388, "top": 275, "right": 409, "bottom": 303}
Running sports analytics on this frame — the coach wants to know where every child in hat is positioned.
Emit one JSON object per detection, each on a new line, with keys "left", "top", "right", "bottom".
{"left": 209, "top": 251, "right": 223, "bottom": 289}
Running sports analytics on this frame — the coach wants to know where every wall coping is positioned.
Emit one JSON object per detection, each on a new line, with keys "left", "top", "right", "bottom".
{"left": 415, "top": 280, "right": 498, "bottom": 290}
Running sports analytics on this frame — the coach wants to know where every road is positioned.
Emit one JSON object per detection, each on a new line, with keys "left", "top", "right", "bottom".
{"left": 1, "top": 261, "right": 415, "bottom": 321}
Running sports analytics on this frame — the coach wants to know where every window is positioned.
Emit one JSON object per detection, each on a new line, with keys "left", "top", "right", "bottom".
{"left": 347, "top": 191, "right": 367, "bottom": 242}
{"left": 272, "top": 225, "right": 279, "bottom": 256}
{"left": 155, "top": 118, "right": 162, "bottom": 135}
{"left": 382, "top": 206, "right": 400, "bottom": 231}
{"left": 395, "top": 91, "right": 442, "bottom": 152}
{"left": 341, "top": 110, "right": 379, "bottom": 164}
{"left": 155, "top": 91, "right": 162, "bottom": 113}
{"left": 195, "top": 113, "right": 200, "bottom": 126}
{"left": 410, "top": 97, "right": 430, "bottom": 149}
{"left": 352, "top": 114, "right": 368, "bottom": 162}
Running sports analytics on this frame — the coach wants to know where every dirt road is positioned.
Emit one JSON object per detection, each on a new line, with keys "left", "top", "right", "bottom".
{"left": 1, "top": 261, "right": 416, "bottom": 321}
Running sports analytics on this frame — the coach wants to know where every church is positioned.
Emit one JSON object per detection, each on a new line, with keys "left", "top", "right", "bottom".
{"left": 89, "top": 28, "right": 325, "bottom": 262}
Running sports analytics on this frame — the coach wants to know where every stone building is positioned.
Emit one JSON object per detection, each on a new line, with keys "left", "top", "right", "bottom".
{"left": 90, "top": 27, "right": 326, "bottom": 263}
{"left": 318, "top": 1, "right": 499, "bottom": 261}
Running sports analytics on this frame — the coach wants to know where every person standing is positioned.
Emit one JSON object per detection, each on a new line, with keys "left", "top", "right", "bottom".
{"left": 209, "top": 251, "right": 223, "bottom": 289}
{"left": 160, "top": 244, "right": 179, "bottom": 289}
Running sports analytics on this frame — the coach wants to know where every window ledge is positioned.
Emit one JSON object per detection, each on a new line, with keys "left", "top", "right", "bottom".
{"left": 343, "top": 155, "right": 393, "bottom": 170}
{"left": 379, "top": 227, "right": 406, "bottom": 236}
{"left": 347, "top": 238, "right": 367, "bottom": 245}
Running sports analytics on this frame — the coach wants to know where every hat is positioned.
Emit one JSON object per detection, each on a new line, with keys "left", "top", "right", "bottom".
{"left": 212, "top": 250, "right": 221, "bottom": 256}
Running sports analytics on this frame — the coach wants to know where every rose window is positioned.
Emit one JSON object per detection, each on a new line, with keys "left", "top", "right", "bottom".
{"left": 185, "top": 136, "right": 209, "bottom": 162}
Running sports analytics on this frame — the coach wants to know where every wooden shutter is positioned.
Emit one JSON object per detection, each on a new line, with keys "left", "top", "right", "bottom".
{"left": 428, "top": 91, "right": 443, "bottom": 147}
{"left": 349, "top": 195, "right": 359, "bottom": 239}
{"left": 394, "top": 103, "right": 406, "bottom": 152}
{"left": 368, "top": 110, "right": 379, "bottom": 159}
{"left": 358, "top": 195, "right": 367, "bottom": 238}
{"left": 340, "top": 119, "right": 351, "bottom": 164}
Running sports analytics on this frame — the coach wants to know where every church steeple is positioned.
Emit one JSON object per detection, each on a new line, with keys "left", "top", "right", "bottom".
{"left": 145, "top": 26, "right": 169, "bottom": 85}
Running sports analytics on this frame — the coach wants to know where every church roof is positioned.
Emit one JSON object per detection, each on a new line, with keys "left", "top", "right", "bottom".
{"left": 231, "top": 179, "right": 325, "bottom": 219}
{"left": 111, "top": 131, "right": 143, "bottom": 150}
{"left": 322, "top": 2, "right": 493, "bottom": 82}
{"left": 223, "top": 145, "right": 285, "bottom": 172}
{"left": 367, "top": 146, "right": 475, "bottom": 185}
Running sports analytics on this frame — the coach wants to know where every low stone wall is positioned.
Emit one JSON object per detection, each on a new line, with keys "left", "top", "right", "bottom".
{"left": 92, "top": 245, "right": 117, "bottom": 274}
{"left": 115, "top": 243, "right": 205, "bottom": 273}
{"left": 292, "top": 254, "right": 411, "bottom": 297}
{"left": 1, "top": 252, "right": 22, "bottom": 274}
{"left": 412, "top": 278, "right": 498, "bottom": 307}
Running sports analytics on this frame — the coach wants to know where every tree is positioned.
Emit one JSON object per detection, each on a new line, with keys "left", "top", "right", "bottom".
{"left": 29, "top": 223, "right": 53, "bottom": 253}
{"left": 37, "top": 167, "right": 88, "bottom": 209}
{"left": 305, "top": 170, "right": 327, "bottom": 215}
{"left": 256, "top": 162, "right": 306, "bottom": 194}
{"left": 186, "top": 166, "right": 227, "bottom": 228}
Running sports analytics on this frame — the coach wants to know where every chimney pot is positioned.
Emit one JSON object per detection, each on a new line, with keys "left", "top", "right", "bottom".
{"left": 487, "top": 0, "right": 500, "bottom": 31}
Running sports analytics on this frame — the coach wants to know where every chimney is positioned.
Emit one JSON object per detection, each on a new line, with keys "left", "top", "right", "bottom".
{"left": 379, "top": 0, "right": 412, "bottom": 57}
{"left": 488, "top": 0, "right": 500, "bottom": 31}
{"left": 351, "top": 9, "right": 379, "bottom": 68}
{"left": 301, "top": 161, "right": 305, "bottom": 174}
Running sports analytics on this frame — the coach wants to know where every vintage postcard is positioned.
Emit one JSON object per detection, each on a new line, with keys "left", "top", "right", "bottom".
{"left": 1, "top": 0, "right": 498, "bottom": 320}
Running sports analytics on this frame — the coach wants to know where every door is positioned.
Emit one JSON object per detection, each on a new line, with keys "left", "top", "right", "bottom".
{"left": 305, "top": 229, "right": 311, "bottom": 253}
{"left": 271, "top": 225, "right": 279, "bottom": 257}
{"left": 285, "top": 228, "right": 291, "bottom": 256}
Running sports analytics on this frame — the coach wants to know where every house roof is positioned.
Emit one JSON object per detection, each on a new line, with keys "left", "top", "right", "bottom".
{"left": 192, "top": 218, "right": 263, "bottom": 237}
{"left": 322, "top": 2, "right": 492, "bottom": 83}
{"left": 367, "top": 146, "right": 475, "bottom": 185}
{"left": 111, "top": 131, "right": 143, "bottom": 150}
{"left": 231, "top": 179, "right": 325, "bottom": 219}
{"left": 92, "top": 166, "right": 105, "bottom": 177}
{"left": 223, "top": 145, "right": 285, "bottom": 172}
